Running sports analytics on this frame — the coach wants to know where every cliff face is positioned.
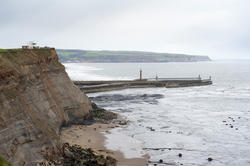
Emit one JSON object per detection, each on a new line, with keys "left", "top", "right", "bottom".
{"left": 0, "top": 48, "right": 91, "bottom": 166}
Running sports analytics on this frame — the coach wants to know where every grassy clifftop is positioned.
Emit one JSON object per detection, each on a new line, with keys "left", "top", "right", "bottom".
{"left": 57, "top": 49, "right": 211, "bottom": 63}
{"left": 0, "top": 49, "right": 8, "bottom": 53}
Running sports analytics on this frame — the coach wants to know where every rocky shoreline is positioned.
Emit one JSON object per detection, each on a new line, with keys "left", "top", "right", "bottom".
{"left": 39, "top": 143, "right": 117, "bottom": 166}
{"left": 60, "top": 103, "right": 149, "bottom": 166}
{"left": 28, "top": 101, "right": 148, "bottom": 166}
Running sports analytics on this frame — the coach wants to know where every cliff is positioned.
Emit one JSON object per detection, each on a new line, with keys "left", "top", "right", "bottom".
{"left": 0, "top": 48, "right": 92, "bottom": 165}
{"left": 56, "top": 49, "right": 211, "bottom": 63}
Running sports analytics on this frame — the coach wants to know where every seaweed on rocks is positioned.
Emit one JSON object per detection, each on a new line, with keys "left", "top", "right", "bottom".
{"left": 40, "top": 143, "right": 117, "bottom": 166}
{"left": 90, "top": 103, "right": 117, "bottom": 121}
{"left": 60, "top": 103, "right": 118, "bottom": 127}
{"left": 89, "top": 94, "right": 164, "bottom": 107}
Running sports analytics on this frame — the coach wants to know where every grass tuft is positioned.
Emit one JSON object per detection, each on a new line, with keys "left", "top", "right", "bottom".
{"left": 0, "top": 156, "right": 11, "bottom": 166}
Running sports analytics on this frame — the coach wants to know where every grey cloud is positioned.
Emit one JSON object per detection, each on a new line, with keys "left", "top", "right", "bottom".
{"left": 1, "top": 0, "right": 250, "bottom": 59}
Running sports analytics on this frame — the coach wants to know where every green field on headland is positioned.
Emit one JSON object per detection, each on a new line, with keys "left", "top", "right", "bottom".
{"left": 0, "top": 49, "right": 8, "bottom": 53}
{"left": 56, "top": 49, "right": 211, "bottom": 63}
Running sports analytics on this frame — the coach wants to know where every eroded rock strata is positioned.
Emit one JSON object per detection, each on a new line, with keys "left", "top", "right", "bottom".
{"left": 0, "top": 48, "right": 91, "bottom": 165}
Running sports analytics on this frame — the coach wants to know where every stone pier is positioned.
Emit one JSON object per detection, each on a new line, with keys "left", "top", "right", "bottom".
{"left": 73, "top": 77, "right": 212, "bottom": 93}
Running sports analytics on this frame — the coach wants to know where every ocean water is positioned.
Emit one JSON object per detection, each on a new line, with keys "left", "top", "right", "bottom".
{"left": 64, "top": 61, "right": 250, "bottom": 166}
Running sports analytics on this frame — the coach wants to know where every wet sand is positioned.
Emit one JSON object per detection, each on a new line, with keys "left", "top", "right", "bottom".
{"left": 60, "top": 122, "right": 149, "bottom": 166}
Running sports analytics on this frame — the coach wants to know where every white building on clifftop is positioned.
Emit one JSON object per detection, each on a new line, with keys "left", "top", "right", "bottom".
{"left": 22, "top": 41, "right": 39, "bottom": 49}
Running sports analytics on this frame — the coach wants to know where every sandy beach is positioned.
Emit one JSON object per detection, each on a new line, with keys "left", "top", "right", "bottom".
{"left": 60, "top": 122, "right": 149, "bottom": 166}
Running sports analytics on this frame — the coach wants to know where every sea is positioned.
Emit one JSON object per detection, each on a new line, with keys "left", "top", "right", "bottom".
{"left": 64, "top": 61, "right": 250, "bottom": 166}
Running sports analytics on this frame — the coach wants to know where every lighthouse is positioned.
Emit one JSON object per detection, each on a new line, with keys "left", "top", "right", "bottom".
{"left": 139, "top": 69, "right": 142, "bottom": 80}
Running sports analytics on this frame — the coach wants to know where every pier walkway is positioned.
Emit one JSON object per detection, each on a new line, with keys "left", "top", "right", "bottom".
{"left": 73, "top": 76, "right": 212, "bottom": 93}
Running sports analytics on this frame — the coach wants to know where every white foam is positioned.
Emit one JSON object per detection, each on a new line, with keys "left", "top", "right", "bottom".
{"left": 91, "top": 86, "right": 250, "bottom": 166}
{"left": 63, "top": 63, "right": 133, "bottom": 81}
{"left": 103, "top": 128, "right": 146, "bottom": 159}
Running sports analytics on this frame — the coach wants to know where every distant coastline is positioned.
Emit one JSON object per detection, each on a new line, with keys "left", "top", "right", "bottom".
{"left": 57, "top": 49, "right": 211, "bottom": 63}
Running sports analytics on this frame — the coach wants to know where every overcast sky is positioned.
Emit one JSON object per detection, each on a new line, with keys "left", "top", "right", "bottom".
{"left": 1, "top": 0, "right": 250, "bottom": 59}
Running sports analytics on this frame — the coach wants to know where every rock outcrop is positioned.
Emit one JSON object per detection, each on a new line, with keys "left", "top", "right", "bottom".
{"left": 0, "top": 48, "right": 92, "bottom": 165}
{"left": 40, "top": 143, "right": 116, "bottom": 166}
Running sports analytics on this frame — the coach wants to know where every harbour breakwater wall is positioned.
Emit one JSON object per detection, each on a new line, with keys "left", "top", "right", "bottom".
{"left": 74, "top": 78, "right": 213, "bottom": 93}
{"left": 0, "top": 48, "right": 92, "bottom": 165}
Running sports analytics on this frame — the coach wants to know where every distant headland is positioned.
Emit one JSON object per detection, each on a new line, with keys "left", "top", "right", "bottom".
{"left": 56, "top": 49, "right": 211, "bottom": 63}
